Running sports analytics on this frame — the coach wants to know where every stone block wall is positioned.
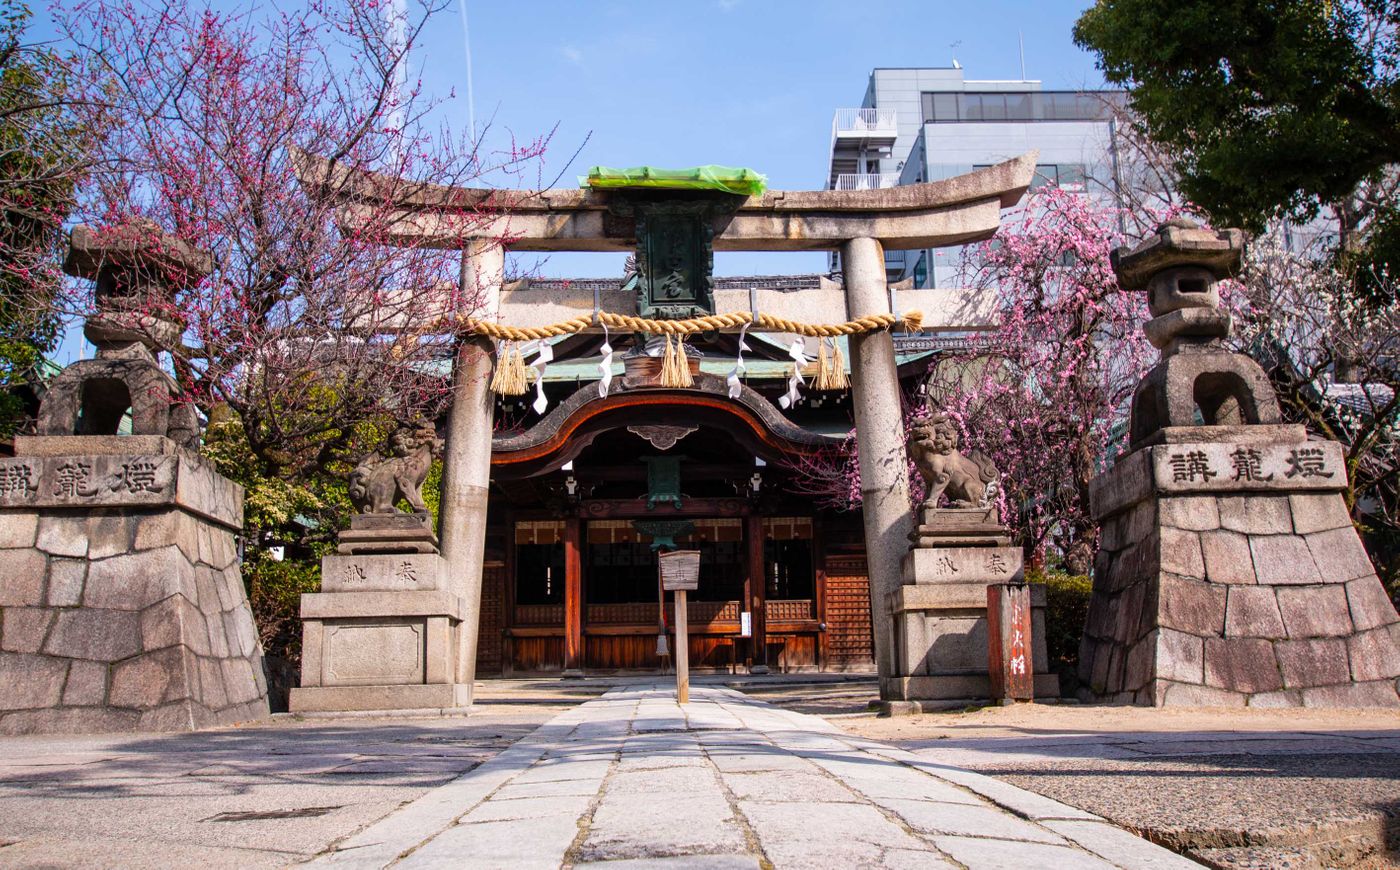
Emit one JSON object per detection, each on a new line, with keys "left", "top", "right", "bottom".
{"left": 1080, "top": 437, "right": 1400, "bottom": 707}
{"left": 0, "top": 439, "right": 269, "bottom": 732}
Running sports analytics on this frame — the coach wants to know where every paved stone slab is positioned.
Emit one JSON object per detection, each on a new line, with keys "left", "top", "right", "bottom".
{"left": 1045, "top": 821, "right": 1205, "bottom": 870}
{"left": 574, "top": 858, "right": 760, "bottom": 869}
{"left": 396, "top": 812, "right": 583, "bottom": 869}
{"left": 933, "top": 834, "right": 1122, "bottom": 869}
{"left": 879, "top": 797, "right": 1066, "bottom": 843}
{"left": 301, "top": 685, "right": 1196, "bottom": 868}
{"left": 717, "top": 769, "right": 858, "bottom": 802}
{"left": 580, "top": 791, "right": 745, "bottom": 861}
{"left": 739, "top": 799, "right": 944, "bottom": 868}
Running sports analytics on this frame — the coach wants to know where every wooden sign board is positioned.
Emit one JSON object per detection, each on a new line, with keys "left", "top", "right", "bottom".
{"left": 659, "top": 550, "right": 701, "bottom": 591}
{"left": 987, "top": 583, "right": 1035, "bottom": 702}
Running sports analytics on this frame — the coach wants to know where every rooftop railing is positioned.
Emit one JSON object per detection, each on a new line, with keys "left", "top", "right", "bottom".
{"left": 832, "top": 172, "right": 900, "bottom": 191}
{"left": 831, "top": 108, "right": 898, "bottom": 140}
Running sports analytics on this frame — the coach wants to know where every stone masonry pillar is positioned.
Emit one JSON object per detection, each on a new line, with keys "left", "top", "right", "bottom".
{"left": 843, "top": 237, "right": 913, "bottom": 690}
{"left": 439, "top": 239, "right": 503, "bottom": 697}
{"left": 0, "top": 436, "right": 269, "bottom": 733}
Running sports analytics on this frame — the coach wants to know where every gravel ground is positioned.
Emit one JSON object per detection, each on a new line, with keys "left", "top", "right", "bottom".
{"left": 0, "top": 701, "right": 566, "bottom": 868}
{"left": 748, "top": 680, "right": 1400, "bottom": 870}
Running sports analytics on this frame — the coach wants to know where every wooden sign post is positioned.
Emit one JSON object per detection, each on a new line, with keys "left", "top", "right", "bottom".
{"left": 987, "top": 583, "right": 1035, "bottom": 702}
{"left": 659, "top": 550, "right": 701, "bottom": 704}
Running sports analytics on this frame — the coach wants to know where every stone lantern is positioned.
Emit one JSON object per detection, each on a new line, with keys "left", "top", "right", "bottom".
{"left": 63, "top": 220, "right": 210, "bottom": 352}
{"left": 1114, "top": 218, "right": 1279, "bottom": 447}
{"left": 0, "top": 223, "right": 269, "bottom": 734}
{"left": 35, "top": 222, "right": 212, "bottom": 447}
{"left": 1078, "top": 220, "right": 1400, "bottom": 707}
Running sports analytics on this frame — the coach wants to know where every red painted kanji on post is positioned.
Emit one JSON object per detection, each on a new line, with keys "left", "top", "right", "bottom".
{"left": 988, "top": 583, "right": 1034, "bottom": 701}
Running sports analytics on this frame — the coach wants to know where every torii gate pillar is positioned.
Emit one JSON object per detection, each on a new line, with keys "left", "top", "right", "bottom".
{"left": 843, "top": 237, "right": 914, "bottom": 690}
{"left": 439, "top": 239, "right": 503, "bottom": 699}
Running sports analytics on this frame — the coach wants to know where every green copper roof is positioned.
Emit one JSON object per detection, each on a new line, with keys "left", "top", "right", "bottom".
{"left": 582, "top": 165, "right": 767, "bottom": 196}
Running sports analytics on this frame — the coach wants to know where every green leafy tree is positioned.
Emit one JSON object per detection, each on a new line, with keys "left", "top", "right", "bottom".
{"left": 1074, "top": 1, "right": 1400, "bottom": 254}
{"left": 0, "top": 1, "right": 86, "bottom": 437}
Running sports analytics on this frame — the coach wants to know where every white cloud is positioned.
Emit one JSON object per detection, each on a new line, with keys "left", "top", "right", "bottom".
{"left": 561, "top": 45, "right": 584, "bottom": 65}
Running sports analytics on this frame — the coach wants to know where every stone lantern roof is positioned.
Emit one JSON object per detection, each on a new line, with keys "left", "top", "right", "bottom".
{"left": 63, "top": 220, "right": 213, "bottom": 284}
{"left": 1110, "top": 218, "right": 1245, "bottom": 293}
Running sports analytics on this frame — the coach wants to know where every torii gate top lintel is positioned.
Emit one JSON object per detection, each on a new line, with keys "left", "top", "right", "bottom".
{"left": 292, "top": 148, "right": 1038, "bottom": 253}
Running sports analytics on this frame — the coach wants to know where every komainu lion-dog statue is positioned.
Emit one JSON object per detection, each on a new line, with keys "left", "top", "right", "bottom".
{"left": 907, "top": 412, "right": 999, "bottom": 509}
{"left": 348, "top": 425, "right": 442, "bottom": 515}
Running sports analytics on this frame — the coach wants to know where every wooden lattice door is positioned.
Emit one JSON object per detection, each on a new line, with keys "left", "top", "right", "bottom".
{"left": 823, "top": 557, "right": 874, "bottom": 671}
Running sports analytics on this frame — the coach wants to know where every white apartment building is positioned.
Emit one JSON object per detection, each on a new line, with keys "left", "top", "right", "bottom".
{"left": 827, "top": 67, "right": 1126, "bottom": 287}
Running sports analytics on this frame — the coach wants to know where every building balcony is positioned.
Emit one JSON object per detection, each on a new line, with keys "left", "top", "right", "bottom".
{"left": 831, "top": 172, "right": 900, "bottom": 191}
{"left": 831, "top": 108, "right": 898, "bottom": 145}
{"left": 827, "top": 109, "right": 898, "bottom": 189}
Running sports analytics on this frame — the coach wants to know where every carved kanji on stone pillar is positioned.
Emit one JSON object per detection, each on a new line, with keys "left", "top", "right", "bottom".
{"left": 1079, "top": 220, "right": 1400, "bottom": 707}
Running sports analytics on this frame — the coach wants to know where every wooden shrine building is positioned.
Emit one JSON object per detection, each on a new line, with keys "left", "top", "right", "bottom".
{"left": 472, "top": 275, "right": 955, "bottom": 675}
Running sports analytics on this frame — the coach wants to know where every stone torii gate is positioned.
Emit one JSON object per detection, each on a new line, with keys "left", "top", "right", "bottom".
{"left": 296, "top": 151, "right": 1036, "bottom": 702}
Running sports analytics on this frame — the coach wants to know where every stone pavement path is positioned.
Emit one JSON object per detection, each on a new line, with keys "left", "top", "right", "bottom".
{"left": 315, "top": 686, "right": 1200, "bottom": 869}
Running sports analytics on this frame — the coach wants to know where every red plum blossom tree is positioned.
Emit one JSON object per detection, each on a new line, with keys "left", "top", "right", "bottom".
{"left": 52, "top": 0, "right": 550, "bottom": 477}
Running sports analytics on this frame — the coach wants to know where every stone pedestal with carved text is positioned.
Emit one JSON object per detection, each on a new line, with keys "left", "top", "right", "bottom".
{"left": 884, "top": 507, "right": 1056, "bottom": 702}
{"left": 1080, "top": 428, "right": 1400, "bottom": 706}
{"left": 0, "top": 435, "right": 269, "bottom": 733}
{"left": 290, "top": 515, "right": 470, "bottom": 713}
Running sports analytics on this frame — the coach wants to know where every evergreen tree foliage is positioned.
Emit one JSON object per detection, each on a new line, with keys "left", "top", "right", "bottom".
{"left": 1075, "top": 0, "right": 1400, "bottom": 296}
{"left": 0, "top": 1, "right": 84, "bottom": 437}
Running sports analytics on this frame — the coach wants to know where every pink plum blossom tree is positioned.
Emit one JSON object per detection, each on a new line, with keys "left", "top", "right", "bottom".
{"left": 789, "top": 188, "right": 1162, "bottom": 569}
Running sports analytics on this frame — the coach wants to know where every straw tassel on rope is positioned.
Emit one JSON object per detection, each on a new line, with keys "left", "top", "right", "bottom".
{"left": 814, "top": 337, "right": 849, "bottom": 391}
{"left": 659, "top": 334, "right": 694, "bottom": 388}
{"left": 490, "top": 342, "right": 530, "bottom": 396}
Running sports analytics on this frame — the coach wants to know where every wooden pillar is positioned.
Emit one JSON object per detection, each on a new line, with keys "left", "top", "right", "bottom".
{"left": 503, "top": 512, "right": 517, "bottom": 677}
{"left": 562, "top": 516, "right": 583, "bottom": 677}
{"left": 440, "top": 239, "right": 504, "bottom": 700}
{"left": 843, "top": 236, "right": 914, "bottom": 696}
{"left": 746, "top": 513, "right": 768, "bottom": 674}
{"left": 674, "top": 589, "right": 690, "bottom": 703}
{"left": 988, "top": 583, "right": 1034, "bottom": 702}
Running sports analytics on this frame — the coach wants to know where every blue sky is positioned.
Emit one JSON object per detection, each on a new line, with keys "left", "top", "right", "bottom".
{"left": 44, "top": 0, "right": 1104, "bottom": 362}
{"left": 416, "top": 0, "right": 1104, "bottom": 277}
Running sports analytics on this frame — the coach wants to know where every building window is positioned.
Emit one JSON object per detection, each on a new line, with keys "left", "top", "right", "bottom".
{"left": 912, "top": 251, "right": 929, "bottom": 289}
{"left": 515, "top": 520, "right": 565, "bottom": 605}
{"left": 763, "top": 517, "right": 814, "bottom": 600}
{"left": 1058, "top": 164, "right": 1087, "bottom": 192}
{"left": 1030, "top": 164, "right": 1060, "bottom": 190}
{"left": 1027, "top": 163, "right": 1089, "bottom": 193}
{"left": 920, "top": 90, "right": 1121, "bottom": 124}
{"left": 921, "top": 92, "right": 959, "bottom": 122}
